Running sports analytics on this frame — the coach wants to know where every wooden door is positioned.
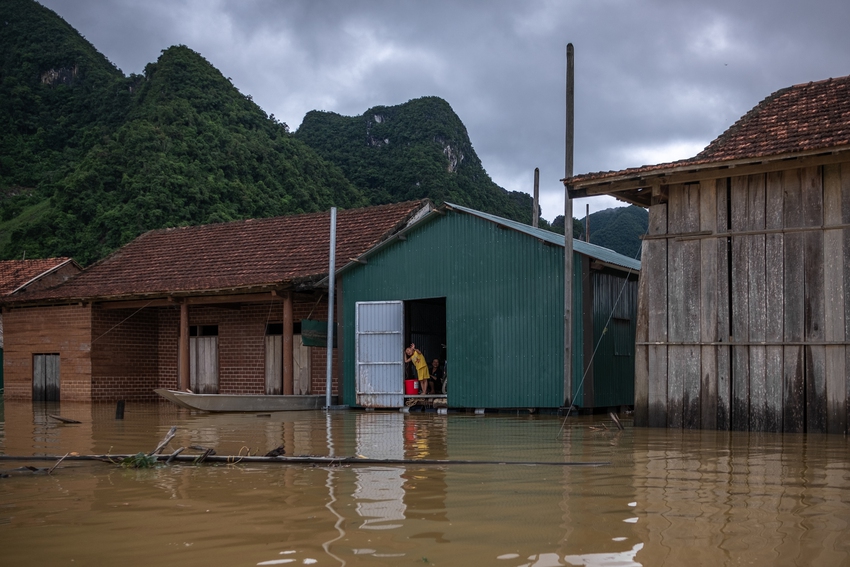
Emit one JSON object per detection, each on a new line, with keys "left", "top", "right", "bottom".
{"left": 33, "top": 353, "right": 60, "bottom": 401}
{"left": 190, "top": 336, "right": 219, "bottom": 394}
{"left": 266, "top": 334, "right": 311, "bottom": 394}
{"left": 293, "top": 335, "right": 311, "bottom": 395}
{"left": 265, "top": 335, "right": 282, "bottom": 394}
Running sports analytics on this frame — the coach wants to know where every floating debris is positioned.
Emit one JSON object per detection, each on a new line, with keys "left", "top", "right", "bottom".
{"left": 48, "top": 415, "right": 81, "bottom": 424}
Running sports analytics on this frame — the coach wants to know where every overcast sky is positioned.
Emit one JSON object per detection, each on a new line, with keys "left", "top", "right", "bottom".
{"left": 40, "top": 0, "right": 849, "bottom": 222}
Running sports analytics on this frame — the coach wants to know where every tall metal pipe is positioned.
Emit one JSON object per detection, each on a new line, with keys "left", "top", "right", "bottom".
{"left": 564, "top": 43, "right": 574, "bottom": 407}
{"left": 532, "top": 167, "right": 540, "bottom": 228}
{"left": 325, "top": 207, "right": 337, "bottom": 408}
{"left": 586, "top": 204, "right": 590, "bottom": 242}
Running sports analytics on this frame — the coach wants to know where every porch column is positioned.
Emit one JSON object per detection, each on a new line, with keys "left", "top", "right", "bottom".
{"left": 283, "top": 293, "right": 294, "bottom": 395}
{"left": 179, "top": 302, "right": 190, "bottom": 391}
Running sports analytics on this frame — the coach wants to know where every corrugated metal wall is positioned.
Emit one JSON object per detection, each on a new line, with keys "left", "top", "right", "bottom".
{"left": 342, "top": 211, "right": 575, "bottom": 408}
{"left": 590, "top": 271, "right": 638, "bottom": 407}
{"left": 338, "top": 210, "right": 634, "bottom": 409}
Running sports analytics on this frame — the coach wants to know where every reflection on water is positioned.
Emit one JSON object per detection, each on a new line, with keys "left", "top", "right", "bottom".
{"left": 2, "top": 399, "right": 850, "bottom": 566}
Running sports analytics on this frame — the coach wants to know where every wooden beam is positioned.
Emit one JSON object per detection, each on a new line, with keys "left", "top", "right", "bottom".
{"left": 98, "top": 292, "right": 283, "bottom": 309}
{"left": 646, "top": 202, "right": 668, "bottom": 427}
{"left": 100, "top": 299, "right": 173, "bottom": 310}
{"left": 185, "top": 292, "right": 281, "bottom": 305}
{"left": 803, "top": 166, "right": 826, "bottom": 433}
{"left": 572, "top": 150, "right": 850, "bottom": 195}
{"left": 641, "top": 223, "right": 850, "bottom": 241}
{"left": 567, "top": 185, "right": 652, "bottom": 207}
{"left": 823, "top": 164, "right": 846, "bottom": 434}
{"left": 651, "top": 184, "right": 668, "bottom": 205}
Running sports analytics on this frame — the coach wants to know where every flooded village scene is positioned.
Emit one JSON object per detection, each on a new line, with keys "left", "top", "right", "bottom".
{"left": 3, "top": 1, "right": 850, "bottom": 566}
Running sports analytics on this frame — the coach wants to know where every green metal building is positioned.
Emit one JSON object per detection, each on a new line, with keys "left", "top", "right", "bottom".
{"left": 337, "top": 204, "right": 640, "bottom": 410}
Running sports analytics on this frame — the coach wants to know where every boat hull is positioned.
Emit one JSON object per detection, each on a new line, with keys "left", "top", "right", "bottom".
{"left": 154, "top": 389, "right": 333, "bottom": 412}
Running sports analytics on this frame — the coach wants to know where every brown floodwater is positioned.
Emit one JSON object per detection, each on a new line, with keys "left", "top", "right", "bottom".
{"left": 2, "top": 400, "right": 850, "bottom": 567}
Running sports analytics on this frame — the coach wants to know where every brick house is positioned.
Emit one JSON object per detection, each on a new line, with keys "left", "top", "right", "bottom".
{"left": 566, "top": 75, "right": 850, "bottom": 433}
{"left": 0, "top": 257, "right": 81, "bottom": 390}
{"left": 2, "top": 201, "right": 429, "bottom": 402}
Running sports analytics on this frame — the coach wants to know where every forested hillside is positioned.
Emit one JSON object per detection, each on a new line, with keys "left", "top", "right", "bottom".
{"left": 0, "top": 0, "right": 366, "bottom": 264}
{"left": 0, "top": 0, "right": 605, "bottom": 265}
{"left": 559, "top": 205, "right": 648, "bottom": 259}
{"left": 295, "top": 98, "right": 543, "bottom": 227}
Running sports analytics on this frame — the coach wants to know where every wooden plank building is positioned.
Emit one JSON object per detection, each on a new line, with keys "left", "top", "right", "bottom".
{"left": 566, "top": 75, "right": 850, "bottom": 433}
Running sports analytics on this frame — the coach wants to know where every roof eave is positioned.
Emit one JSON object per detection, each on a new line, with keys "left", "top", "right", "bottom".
{"left": 0, "top": 280, "right": 324, "bottom": 309}
{"left": 566, "top": 146, "right": 850, "bottom": 207}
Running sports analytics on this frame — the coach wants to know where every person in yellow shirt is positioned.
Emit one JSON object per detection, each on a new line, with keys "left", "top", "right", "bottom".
{"left": 404, "top": 343, "right": 432, "bottom": 394}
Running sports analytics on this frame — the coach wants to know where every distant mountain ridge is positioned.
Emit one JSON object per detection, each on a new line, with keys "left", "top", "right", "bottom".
{"left": 0, "top": 0, "right": 632, "bottom": 265}
{"left": 295, "top": 97, "right": 541, "bottom": 227}
{"left": 566, "top": 205, "right": 647, "bottom": 259}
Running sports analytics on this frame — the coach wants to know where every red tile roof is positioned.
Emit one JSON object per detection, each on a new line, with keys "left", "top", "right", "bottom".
{"left": 0, "top": 258, "right": 74, "bottom": 295}
{"left": 13, "top": 201, "right": 428, "bottom": 303}
{"left": 569, "top": 75, "right": 850, "bottom": 186}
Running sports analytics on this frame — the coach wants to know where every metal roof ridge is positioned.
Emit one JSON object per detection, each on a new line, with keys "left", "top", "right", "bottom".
{"left": 444, "top": 203, "right": 641, "bottom": 270}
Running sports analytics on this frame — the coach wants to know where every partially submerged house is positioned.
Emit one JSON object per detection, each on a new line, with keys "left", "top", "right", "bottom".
{"left": 0, "top": 257, "right": 81, "bottom": 391}
{"left": 566, "top": 75, "right": 850, "bottom": 433}
{"left": 2, "top": 202, "right": 428, "bottom": 402}
{"left": 336, "top": 203, "right": 641, "bottom": 411}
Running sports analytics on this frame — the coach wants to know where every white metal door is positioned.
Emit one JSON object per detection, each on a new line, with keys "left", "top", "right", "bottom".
{"left": 355, "top": 301, "right": 404, "bottom": 408}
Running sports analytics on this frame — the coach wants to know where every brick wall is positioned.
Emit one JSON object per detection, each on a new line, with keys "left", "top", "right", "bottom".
{"left": 3, "top": 295, "right": 340, "bottom": 402}
{"left": 90, "top": 305, "right": 159, "bottom": 402}
{"left": 154, "top": 296, "right": 339, "bottom": 396}
{"left": 3, "top": 304, "right": 92, "bottom": 401}
{"left": 192, "top": 304, "right": 268, "bottom": 394}
{"left": 157, "top": 307, "right": 179, "bottom": 390}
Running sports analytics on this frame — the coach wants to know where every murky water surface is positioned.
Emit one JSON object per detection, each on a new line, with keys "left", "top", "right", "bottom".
{"left": 2, "top": 400, "right": 850, "bottom": 566}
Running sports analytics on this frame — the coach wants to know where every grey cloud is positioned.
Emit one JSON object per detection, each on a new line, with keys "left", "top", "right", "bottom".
{"left": 39, "top": 0, "right": 850, "bottom": 219}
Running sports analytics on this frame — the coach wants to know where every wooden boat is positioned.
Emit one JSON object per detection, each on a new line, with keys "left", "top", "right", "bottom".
{"left": 154, "top": 389, "right": 333, "bottom": 412}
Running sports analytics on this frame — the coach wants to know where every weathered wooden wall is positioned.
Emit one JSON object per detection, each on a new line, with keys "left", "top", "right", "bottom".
{"left": 636, "top": 162, "right": 850, "bottom": 433}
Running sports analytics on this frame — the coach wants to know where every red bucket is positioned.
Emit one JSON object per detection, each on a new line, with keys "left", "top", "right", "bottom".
{"left": 404, "top": 379, "right": 419, "bottom": 395}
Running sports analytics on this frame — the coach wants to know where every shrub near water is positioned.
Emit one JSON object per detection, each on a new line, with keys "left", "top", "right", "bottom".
{"left": 119, "top": 453, "right": 159, "bottom": 469}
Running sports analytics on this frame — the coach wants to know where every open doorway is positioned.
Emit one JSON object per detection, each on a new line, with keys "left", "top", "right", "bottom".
{"left": 354, "top": 298, "right": 447, "bottom": 408}
{"left": 404, "top": 298, "right": 447, "bottom": 394}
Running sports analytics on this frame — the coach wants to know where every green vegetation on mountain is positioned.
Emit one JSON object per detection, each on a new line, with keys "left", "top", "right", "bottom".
{"left": 294, "top": 98, "right": 544, "bottom": 227}
{"left": 0, "top": 0, "right": 627, "bottom": 266}
{"left": 555, "top": 205, "right": 647, "bottom": 259}
{"left": 0, "top": 0, "right": 125, "bottom": 188}
{"left": 0, "top": 0, "right": 362, "bottom": 264}
{"left": 32, "top": 45, "right": 363, "bottom": 264}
